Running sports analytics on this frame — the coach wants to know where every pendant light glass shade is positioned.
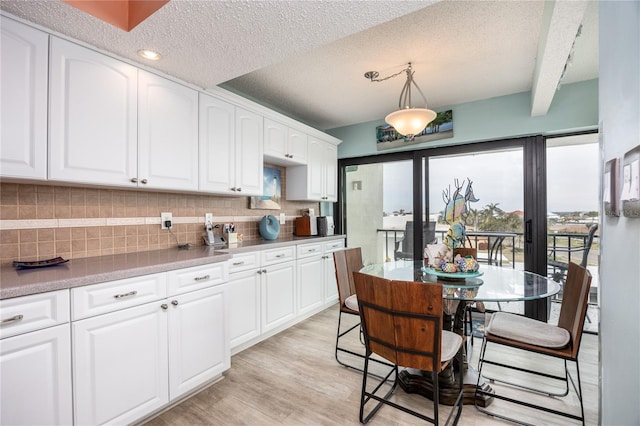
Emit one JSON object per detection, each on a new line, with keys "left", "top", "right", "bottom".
{"left": 385, "top": 107, "right": 437, "bottom": 138}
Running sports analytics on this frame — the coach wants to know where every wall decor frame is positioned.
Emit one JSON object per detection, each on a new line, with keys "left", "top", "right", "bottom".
{"left": 250, "top": 166, "right": 281, "bottom": 210}
{"left": 604, "top": 157, "right": 620, "bottom": 216}
{"left": 621, "top": 145, "right": 640, "bottom": 217}
{"left": 376, "top": 110, "right": 453, "bottom": 151}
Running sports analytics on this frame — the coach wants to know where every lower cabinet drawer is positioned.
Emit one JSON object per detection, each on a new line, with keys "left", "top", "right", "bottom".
{"left": 167, "top": 262, "right": 228, "bottom": 296}
{"left": 228, "top": 252, "right": 260, "bottom": 273}
{"left": 71, "top": 273, "right": 167, "bottom": 320}
{"left": 261, "top": 246, "right": 296, "bottom": 266}
{"left": 0, "top": 290, "right": 69, "bottom": 339}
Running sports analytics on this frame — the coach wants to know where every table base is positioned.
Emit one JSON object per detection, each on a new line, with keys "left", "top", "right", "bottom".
{"left": 398, "top": 366, "right": 494, "bottom": 407}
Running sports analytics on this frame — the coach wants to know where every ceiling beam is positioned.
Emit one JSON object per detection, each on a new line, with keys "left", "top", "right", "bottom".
{"left": 530, "top": 0, "right": 588, "bottom": 117}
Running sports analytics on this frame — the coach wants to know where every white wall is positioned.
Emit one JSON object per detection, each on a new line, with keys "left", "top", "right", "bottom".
{"left": 599, "top": 1, "right": 640, "bottom": 425}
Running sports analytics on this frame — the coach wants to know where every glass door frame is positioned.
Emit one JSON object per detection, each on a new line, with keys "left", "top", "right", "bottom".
{"left": 337, "top": 135, "right": 549, "bottom": 320}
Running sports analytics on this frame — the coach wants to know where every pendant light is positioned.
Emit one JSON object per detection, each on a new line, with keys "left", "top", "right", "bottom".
{"left": 365, "top": 63, "right": 437, "bottom": 138}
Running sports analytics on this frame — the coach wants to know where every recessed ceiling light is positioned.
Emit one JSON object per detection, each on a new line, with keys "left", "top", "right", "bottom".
{"left": 138, "top": 49, "right": 162, "bottom": 60}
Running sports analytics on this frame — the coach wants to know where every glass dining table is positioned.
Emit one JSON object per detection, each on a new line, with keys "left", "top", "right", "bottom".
{"left": 359, "top": 260, "right": 561, "bottom": 406}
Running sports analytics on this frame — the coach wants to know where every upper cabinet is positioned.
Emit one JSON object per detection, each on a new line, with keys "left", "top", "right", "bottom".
{"left": 49, "top": 39, "right": 198, "bottom": 191}
{"left": 264, "top": 118, "right": 307, "bottom": 166}
{"left": 199, "top": 92, "right": 263, "bottom": 196}
{"left": 286, "top": 137, "right": 338, "bottom": 202}
{"left": 49, "top": 37, "right": 138, "bottom": 187}
{"left": 138, "top": 70, "right": 199, "bottom": 192}
{"left": 0, "top": 17, "right": 48, "bottom": 180}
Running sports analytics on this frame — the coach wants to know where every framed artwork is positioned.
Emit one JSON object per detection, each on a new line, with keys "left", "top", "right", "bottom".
{"left": 250, "top": 166, "right": 282, "bottom": 210}
{"left": 376, "top": 110, "right": 453, "bottom": 151}
{"left": 622, "top": 145, "right": 640, "bottom": 217}
{"left": 604, "top": 158, "right": 620, "bottom": 216}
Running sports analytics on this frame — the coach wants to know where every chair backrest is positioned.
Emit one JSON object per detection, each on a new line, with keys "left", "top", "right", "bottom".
{"left": 352, "top": 271, "right": 444, "bottom": 372}
{"left": 333, "top": 247, "right": 363, "bottom": 308}
{"left": 557, "top": 262, "right": 592, "bottom": 358}
{"left": 579, "top": 224, "right": 598, "bottom": 267}
{"left": 453, "top": 247, "right": 477, "bottom": 259}
{"left": 401, "top": 221, "right": 437, "bottom": 253}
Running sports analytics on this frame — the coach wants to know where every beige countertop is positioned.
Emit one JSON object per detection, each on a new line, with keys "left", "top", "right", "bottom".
{"left": 0, "top": 235, "right": 345, "bottom": 300}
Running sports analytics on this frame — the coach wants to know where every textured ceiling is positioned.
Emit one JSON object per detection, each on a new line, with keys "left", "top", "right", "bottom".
{"left": 1, "top": 0, "right": 598, "bottom": 131}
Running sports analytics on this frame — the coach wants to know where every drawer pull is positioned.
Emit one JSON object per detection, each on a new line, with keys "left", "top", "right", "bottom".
{"left": 1, "top": 314, "right": 24, "bottom": 325}
{"left": 114, "top": 291, "right": 137, "bottom": 299}
{"left": 275, "top": 254, "right": 285, "bottom": 258}
{"left": 232, "top": 261, "right": 245, "bottom": 266}
{"left": 308, "top": 248, "right": 317, "bottom": 252}
{"left": 194, "top": 275, "right": 210, "bottom": 281}
{"left": 171, "top": 300, "right": 179, "bottom": 306}
{"left": 161, "top": 304, "right": 168, "bottom": 311}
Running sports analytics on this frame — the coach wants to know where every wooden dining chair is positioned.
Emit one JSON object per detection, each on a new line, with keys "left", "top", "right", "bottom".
{"left": 332, "top": 248, "right": 365, "bottom": 370}
{"left": 353, "top": 272, "right": 463, "bottom": 425}
{"left": 474, "top": 262, "right": 592, "bottom": 425}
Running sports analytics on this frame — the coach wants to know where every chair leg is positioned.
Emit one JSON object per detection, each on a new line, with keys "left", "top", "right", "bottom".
{"left": 335, "top": 310, "right": 364, "bottom": 371}
{"left": 474, "top": 339, "right": 585, "bottom": 424}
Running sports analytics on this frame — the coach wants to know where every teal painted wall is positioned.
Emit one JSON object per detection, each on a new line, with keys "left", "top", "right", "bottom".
{"left": 328, "top": 79, "right": 598, "bottom": 159}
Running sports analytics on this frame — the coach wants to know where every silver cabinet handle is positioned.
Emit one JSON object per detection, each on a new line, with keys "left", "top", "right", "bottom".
{"left": 114, "top": 290, "right": 137, "bottom": 299}
{"left": 262, "top": 269, "right": 267, "bottom": 273}
{"left": 1, "top": 314, "right": 24, "bottom": 325}
{"left": 236, "top": 187, "right": 242, "bottom": 192}
{"left": 275, "top": 254, "right": 285, "bottom": 258}
{"left": 161, "top": 304, "right": 168, "bottom": 310}
{"left": 232, "top": 261, "right": 245, "bottom": 266}
{"left": 194, "top": 275, "right": 210, "bottom": 281}
{"left": 257, "top": 270, "right": 263, "bottom": 274}
{"left": 130, "top": 177, "right": 138, "bottom": 183}
{"left": 171, "top": 300, "right": 179, "bottom": 306}
{"left": 141, "top": 178, "right": 148, "bottom": 184}
{"left": 308, "top": 248, "right": 317, "bottom": 252}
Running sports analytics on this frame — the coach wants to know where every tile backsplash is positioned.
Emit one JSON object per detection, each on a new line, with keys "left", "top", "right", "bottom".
{"left": 0, "top": 166, "right": 318, "bottom": 265}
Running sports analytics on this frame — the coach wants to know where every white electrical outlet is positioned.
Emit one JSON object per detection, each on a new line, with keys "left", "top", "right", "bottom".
{"left": 205, "top": 213, "right": 213, "bottom": 226}
{"left": 279, "top": 212, "right": 286, "bottom": 225}
{"left": 161, "top": 212, "right": 172, "bottom": 229}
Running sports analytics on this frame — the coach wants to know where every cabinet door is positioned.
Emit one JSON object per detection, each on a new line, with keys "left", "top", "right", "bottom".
{"left": 49, "top": 37, "right": 138, "bottom": 187}
{"left": 235, "top": 107, "right": 263, "bottom": 196}
{"left": 168, "top": 285, "right": 229, "bottom": 400}
{"left": 73, "top": 301, "right": 169, "bottom": 425}
{"left": 138, "top": 70, "right": 199, "bottom": 191}
{"left": 0, "top": 17, "right": 48, "bottom": 180}
{"left": 261, "top": 260, "right": 296, "bottom": 332}
{"left": 323, "top": 142, "right": 338, "bottom": 201}
{"left": 297, "top": 256, "right": 324, "bottom": 315}
{"left": 287, "top": 128, "right": 308, "bottom": 165}
{"left": 0, "top": 324, "right": 72, "bottom": 426}
{"left": 199, "top": 93, "right": 235, "bottom": 194}
{"left": 323, "top": 254, "right": 339, "bottom": 304}
{"left": 263, "top": 118, "right": 288, "bottom": 162}
{"left": 228, "top": 269, "right": 261, "bottom": 349}
{"left": 306, "top": 137, "right": 325, "bottom": 200}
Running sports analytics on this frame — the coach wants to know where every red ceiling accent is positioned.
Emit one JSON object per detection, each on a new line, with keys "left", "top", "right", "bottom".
{"left": 63, "top": 0, "right": 170, "bottom": 32}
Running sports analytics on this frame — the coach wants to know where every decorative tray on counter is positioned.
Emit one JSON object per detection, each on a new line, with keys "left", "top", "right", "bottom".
{"left": 13, "top": 257, "right": 69, "bottom": 269}
{"left": 421, "top": 267, "right": 483, "bottom": 280}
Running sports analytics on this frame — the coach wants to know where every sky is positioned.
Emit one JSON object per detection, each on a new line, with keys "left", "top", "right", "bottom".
{"left": 382, "top": 143, "right": 599, "bottom": 214}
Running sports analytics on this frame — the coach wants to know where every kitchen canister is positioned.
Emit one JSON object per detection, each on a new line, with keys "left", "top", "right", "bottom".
{"left": 259, "top": 215, "right": 280, "bottom": 240}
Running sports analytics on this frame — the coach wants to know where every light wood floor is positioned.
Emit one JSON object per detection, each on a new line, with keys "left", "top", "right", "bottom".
{"left": 144, "top": 306, "right": 599, "bottom": 425}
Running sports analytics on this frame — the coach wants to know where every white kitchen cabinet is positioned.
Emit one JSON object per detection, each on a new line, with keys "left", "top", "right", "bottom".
{"left": 0, "top": 17, "right": 48, "bottom": 180}
{"left": 199, "top": 93, "right": 263, "bottom": 195}
{"left": 296, "top": 254, "right": 324, "bottom": 316}
{"left": 286, "top": 137, "right": 338, "bottom": 202}
{"left": 264, "top": 118, "right": 308, "bottom": 166}
{"left": 72, "top": 300, "right": 169, "bottom": 425}
{"left": 261, "top": 259, "right": 296, "bottom": 333}
{"left": 323, "top": 239, "right": 345, "bottom": 304}
{"left": 228, "top": 268, "right": 261, "bottom": 350}
{"left": 168, "top": 284, "right": 229, "bottom": 400}
{"left": 49, "top": 37, "right": 138, "bottom": 187}
{"left": 0, "top": 290, "right": 72, "bottom": 426}
{"left": 138, "top": 70, "right": 199, "bottom": 191}
{"left": 234, "top": 107, "right": 264, "bottom": 195}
